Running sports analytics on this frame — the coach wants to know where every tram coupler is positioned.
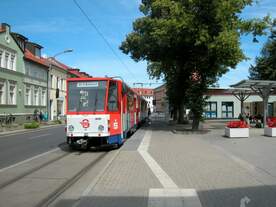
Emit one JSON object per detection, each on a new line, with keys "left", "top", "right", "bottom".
{"left": 76, "top": 139, "right": 88, "bottom": 149}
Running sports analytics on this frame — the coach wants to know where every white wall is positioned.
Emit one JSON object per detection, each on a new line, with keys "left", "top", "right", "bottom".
{"left": 206, "top": 94, "right": 276, "bottom": 119}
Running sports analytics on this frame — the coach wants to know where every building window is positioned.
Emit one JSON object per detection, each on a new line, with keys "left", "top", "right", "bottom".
{"left": 60, "top": 79, "right": 63, "bottom": 90}
{"left": 34, "top": 87, "right": 39, "bottom": 106}
{"left": 222, "top": 102, "right": 234, "bottom": 118}
{"left": 10, "top": 54, "right": 15, "bottom": 70}
{"left": 35, "top": 47, "right": 41, "bottom": 57}
{"left": 0, "top": 48, "right": 16, "bottom": 70}
{"left": 41, "top": 89, "right": 46, "bottom": 106}
{"left": 50, "top": 75, "right": 54, "bottom": 88}
{"left": 4, "top": 52, "right": 9, "bottom": 69}
{"left": 25, "top": 85, "right": 31, "bottom": 105}
{"left": 205, "top": 102, "right": 217, "bottom": 118}
{"left": 0, "top": 79, "right": 6, "bottom": 104}
{"left": 8, "top": 81, "right": 16, "bottom": 105}
{"left": 56, "top": 77, "right": 59, "bottom": 89}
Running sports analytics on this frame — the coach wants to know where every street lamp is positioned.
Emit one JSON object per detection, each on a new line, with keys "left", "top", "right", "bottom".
{"left": 47, "top": 49, "right": 73, "bottom": 121}
{"left": 52, "top": 49, "right": 74, "bottom": 59}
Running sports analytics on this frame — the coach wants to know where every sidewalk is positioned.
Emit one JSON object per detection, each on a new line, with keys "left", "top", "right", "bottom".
{"left": 73, "top": 120, "right": 276, "bottom": 207}
{"left": 0, "top": 123, "right": 64, "bottom": 136}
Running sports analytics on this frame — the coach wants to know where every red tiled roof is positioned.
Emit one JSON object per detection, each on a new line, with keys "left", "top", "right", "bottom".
{"left": 68, "top": 69, "right": 90, "bottom": 78}
{"left": 68, "top": 69, "right": 82, "bottom": 77}
{"left": 24, "top": 50, "right": 91, "bottom": 77}
{"left": 24, "top": 49, "right": 48, "bottom": 67}
{"left": 47, "top": 58, "right": 71, "bottom": 71}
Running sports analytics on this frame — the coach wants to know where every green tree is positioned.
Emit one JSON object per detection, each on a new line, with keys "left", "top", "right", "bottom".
{"left": 120, "top": 0, "right": 271, "bottom": 129}
{"left": 250, "top": 30, "right": 276, "bottom": 80}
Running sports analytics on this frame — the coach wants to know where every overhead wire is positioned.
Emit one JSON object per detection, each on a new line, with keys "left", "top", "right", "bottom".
{"left": 73, "top": 0, "right": 138, "bottom": 82}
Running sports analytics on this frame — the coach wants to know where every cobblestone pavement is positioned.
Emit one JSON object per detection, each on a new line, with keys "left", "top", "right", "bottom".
{"left": 149, "top": 122, "right": 276, "bottom": 207}
{"left": 74, "top": 121, "right": 276, "bottom": 207}
{"left": 77, "top": 129, "right": 161, "bottom": 207}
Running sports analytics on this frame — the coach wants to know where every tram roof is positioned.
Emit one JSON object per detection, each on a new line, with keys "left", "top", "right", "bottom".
{"left": 67, "top": 77, "right": 118, "bottom": 81}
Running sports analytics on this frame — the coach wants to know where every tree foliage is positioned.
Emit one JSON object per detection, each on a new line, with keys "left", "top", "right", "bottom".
{"left": 120, "top": 0, "right": 272, "bottom": 129}
{"left": 250, "top": 30, "right": 276, "bottom": 80}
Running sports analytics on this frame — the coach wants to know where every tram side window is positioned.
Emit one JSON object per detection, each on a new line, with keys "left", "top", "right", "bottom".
{"left": 108, "top": 81, "right": 118, "bottom": 111}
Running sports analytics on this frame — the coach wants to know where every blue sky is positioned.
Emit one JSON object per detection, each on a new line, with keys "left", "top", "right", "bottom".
{"left": 0, "top": 0, "right": 275, "bottom": 88}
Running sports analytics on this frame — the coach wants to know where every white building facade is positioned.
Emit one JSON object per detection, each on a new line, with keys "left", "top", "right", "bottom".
{"left": 48, "top": 60, "right": 68, "bottom": 120}
{"left": 204, "top": 88, "right": 276, "bottom": 119}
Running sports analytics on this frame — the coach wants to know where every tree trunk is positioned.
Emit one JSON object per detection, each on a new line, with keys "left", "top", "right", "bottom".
{"left": 173, "top": 107, "right": 178, "bottom": 121}
{"left": 177, "top": 104, "right": 184, "bottom": 124}
{"left": 192, "top": 116, "right": 200, "bottom": 130}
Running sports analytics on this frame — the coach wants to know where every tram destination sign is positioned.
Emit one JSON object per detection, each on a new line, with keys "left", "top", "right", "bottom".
{"left": 77, "top": 82, "right": 99, "bottom": 88}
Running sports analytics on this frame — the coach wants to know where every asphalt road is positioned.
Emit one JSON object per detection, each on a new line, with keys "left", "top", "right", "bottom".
{"left": 0, "top": 125, "right": 66, "bottom": 169}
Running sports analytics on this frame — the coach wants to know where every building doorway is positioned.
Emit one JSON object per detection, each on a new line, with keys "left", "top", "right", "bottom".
{"left": 222, "top": 102, "right": 234, "bottom": 118}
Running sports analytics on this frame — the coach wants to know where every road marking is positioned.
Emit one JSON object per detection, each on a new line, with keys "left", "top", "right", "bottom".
{"left": 0, "top": 148, "right": 60, "bottom": 173}
{"left": 138, "top": 130, "right": 177, "bottom": 188}
{"left": 138, "top": 130, "right": 202, "bottom": 207}
{"left": 29, "top": 133, "right": 52, "bottom": 140}
{"left": 148, "top": 188, "right": 202, "bottom": 207}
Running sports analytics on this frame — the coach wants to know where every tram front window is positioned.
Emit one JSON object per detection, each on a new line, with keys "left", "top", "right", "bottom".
{"left": 108, "top": 81, "right": 118, "bottom": 111}
{"left": 68, "top": 81, "right": 107, "bottom": 112}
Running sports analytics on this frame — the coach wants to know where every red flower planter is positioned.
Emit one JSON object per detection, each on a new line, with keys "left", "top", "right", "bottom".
{"left": 225, "top": 121, "right": 249, "bottom": 138}
{"left": 226, "top": 121, "right": 249, "bottom": 128}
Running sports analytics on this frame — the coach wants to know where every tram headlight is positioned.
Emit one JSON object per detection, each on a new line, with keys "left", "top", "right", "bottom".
{"left": 68, "top": 125, "right": 74, "bottom": 132}
{"left": 98, "top": 125, "right": 104, "bottom": 132}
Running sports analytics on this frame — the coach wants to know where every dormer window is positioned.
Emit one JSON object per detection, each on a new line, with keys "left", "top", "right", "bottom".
{"left": 35, "top": 47, "right": 41, "bottom": 57}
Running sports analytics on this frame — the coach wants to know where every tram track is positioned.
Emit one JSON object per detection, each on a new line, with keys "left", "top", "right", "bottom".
{"left": 36, "top": 152, "right": 108, "bottom": 207}
{"left": 0, "top": 144, "right": 111, "bottom": 207}
{"left": 0, "top": 148, "right": 71, "bottom": 190}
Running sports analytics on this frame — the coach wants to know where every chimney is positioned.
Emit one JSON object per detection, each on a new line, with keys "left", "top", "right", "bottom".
{"left": 1, "top": 23, "right": 10, "bottom": 33}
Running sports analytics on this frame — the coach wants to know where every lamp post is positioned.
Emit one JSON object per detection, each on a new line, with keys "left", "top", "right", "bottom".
{"left": 47, "top": 49, "right": 73, "bottom": 121}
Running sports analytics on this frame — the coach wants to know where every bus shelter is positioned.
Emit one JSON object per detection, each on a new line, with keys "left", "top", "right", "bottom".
{"left": 231, "top": 80, "right": 276, "bottom": 127}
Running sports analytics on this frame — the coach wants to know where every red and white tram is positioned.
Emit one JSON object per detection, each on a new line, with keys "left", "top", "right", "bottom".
{"left": 66, "top": 77, "right": 148, "bottom": 149}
